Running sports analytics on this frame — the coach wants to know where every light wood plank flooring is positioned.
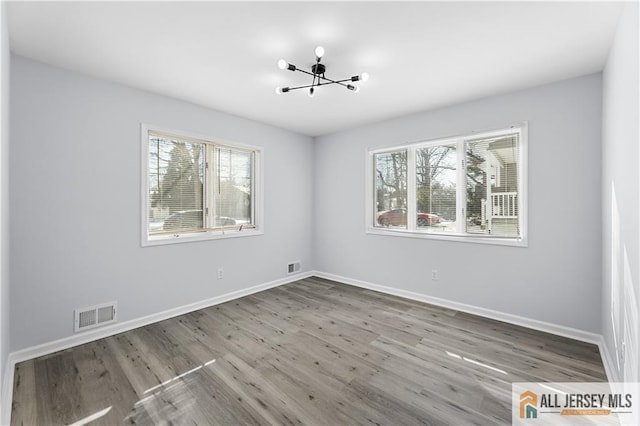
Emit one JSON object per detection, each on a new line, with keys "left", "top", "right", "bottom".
{"left": 11, "top": 277, "right": 607, "bottom": 425}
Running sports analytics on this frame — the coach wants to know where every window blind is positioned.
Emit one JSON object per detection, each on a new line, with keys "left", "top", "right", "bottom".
{"left": 148, "top": 135, "right": 205, "bottom": 235}
{"left": 465, "top": 134, "right": 520, "bottom": 237}
{"left": 214, "top": 147, "right": 253, "bottom": 228}
{"left": 374, "top": 150, "right": 408, "bottom": 228}
{"left": 416, "top": 144, "right": 457, "bottom": 233}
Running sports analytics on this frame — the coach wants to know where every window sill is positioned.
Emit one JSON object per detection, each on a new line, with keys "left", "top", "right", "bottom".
{"left": 142, "top": 228, "right": 263, "bottom": 247}
{"left": 366, "top": 227, "right": 527, "bottom": 247}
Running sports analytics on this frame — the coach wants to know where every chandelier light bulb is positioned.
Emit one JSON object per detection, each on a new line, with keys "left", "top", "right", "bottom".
{"left": 275, "top": 87, "right": 283, "bottom": 95}
{"left": 277, "top": 59, "right": 287, "bottom": 70}
{"left": 314, "top": 45, "right": 325, "bottom": 59}
{"left": 360, "top": 72, "right": 369, "bottom": 82}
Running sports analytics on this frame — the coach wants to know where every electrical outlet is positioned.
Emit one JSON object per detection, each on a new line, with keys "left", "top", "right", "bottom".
{"left": 431, "top": 269, "right": 439, "bottom": 281}
{"left": 217, "top": 268, "right": 224, "bottom": 279}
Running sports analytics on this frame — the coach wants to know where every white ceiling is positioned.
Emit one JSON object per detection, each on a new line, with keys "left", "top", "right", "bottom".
{"left": 7, "top": 1, "right": 624, "bottom": 137}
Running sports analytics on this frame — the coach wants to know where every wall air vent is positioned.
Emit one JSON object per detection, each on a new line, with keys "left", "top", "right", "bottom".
{"left": 74, "top": 302, "right": 117, "bottom": 333}
{"left": 287, "top": 261, "right": 301, "bottom": 275}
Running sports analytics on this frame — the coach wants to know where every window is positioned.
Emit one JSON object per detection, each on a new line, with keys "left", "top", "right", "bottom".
{"left": 368, "top": 125, "right": 527, "bottom": 245}
{"left": 142, "top": 125, "right": 262, "bottom": 246}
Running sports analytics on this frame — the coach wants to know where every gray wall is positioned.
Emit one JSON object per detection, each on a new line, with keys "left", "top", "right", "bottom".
{"left": 314, "top": 74, "right": 603, "bottom": 333}
{"left": 1, "top": 0, "right": 10, "bottom": 398}
{"left": 9, "top": 55, "right": 314, "bottom": 351}
{"left": 601, "top": 3, "right": 639, "bottom": 383}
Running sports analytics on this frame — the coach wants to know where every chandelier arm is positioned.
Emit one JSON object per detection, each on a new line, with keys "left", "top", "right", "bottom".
{"left": 316, "top": 75, "right": 350, "bottom": 84}
{"left": 293, "top": 68, "right": 316, "bottom": 78}
{"left": 316, "top": 74, "right": 356, "bottom": 90}
{"left": 292, "top": 69, "right": 350, "bottom": 85}
{"left": 285, "top": 83, "right": 319, "bottom": 91}
{"left": 285, "top": 80, "right": 354, "bottom": 91}
{"left": 317, "top": 77, "right": 353, "bottom": 88}
{"left": 317, "top": 81, "right": 343, "bottom": 86}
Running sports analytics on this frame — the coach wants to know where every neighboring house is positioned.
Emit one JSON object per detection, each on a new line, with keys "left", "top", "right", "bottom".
{"left": 479, "top": 136, "right": 520, "bottom": 236}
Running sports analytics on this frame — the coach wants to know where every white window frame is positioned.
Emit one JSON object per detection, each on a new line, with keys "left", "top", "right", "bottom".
{"left": 141, "top": 123, "right": 264, "bottom": 247}
{"left": 365, "top": 123, "right": 528, "bottom": 247}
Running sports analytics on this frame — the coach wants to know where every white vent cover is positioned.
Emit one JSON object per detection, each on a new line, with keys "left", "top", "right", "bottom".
{"left": 287, "top": 261, "right": 301, "bottom": 275}
{"left": 74, "top": 302, "right": 117, "bottom": 333}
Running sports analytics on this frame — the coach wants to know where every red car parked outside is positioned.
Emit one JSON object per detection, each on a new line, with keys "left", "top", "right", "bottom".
{"left": 377, "top": 209, "right": 440, "bottom": 227}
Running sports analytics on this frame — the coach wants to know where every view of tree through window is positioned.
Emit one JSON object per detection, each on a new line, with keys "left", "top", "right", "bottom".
{"left": 370, "top": 126, "right": 525, "bottom": 242}
{"left": 416, "top": 144, "right": 456, "bottom": 233}
{"left": 374, "top": 150, "right": 407, "bottom": 228}
{"left": 149, "top": 136, "right": 204, "bottom": 233}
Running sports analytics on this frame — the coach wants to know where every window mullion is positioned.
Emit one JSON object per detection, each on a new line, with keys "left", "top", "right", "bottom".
{"left": 407, "top": 147, "right": 417, "bottom": 231}
{"left": 205, "top": 144, "right": 217, "bottom": 230}
{"left": 457, "top": 139, "right": 466, "bottom": 234}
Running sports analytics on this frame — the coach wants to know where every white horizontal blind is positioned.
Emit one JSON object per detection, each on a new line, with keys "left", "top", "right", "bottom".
{"left": 416, "top": 144, "right": 457, "bottom": 233}
{"left": 465, "top": 133, "right": 520, "bottom": 237}
{"left": 213, "top": 146, "right": 253, "bottom": 229}
{"left": 374, "top": 150, "right": 408, "bottom": 228}
{"left": 148, "top": 133, "right": 205, "bottom": 235}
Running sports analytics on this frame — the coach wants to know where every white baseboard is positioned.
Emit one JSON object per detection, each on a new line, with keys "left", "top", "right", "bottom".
{"left": 598, "top": 335, "right": 619, "bottom": 383}
{"left": 313, "top": 271, "right": 603, "bottom": 346}
{"left": 0, "top": 271, "right": 312, "bottom": 425}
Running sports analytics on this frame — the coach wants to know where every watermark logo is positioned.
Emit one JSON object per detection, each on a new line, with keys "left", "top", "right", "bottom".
{"left": 512, "top": 382, "right": 639, "bottom": 425}
{"left": 519, "top": 390, "right": 538, "bottom": 419}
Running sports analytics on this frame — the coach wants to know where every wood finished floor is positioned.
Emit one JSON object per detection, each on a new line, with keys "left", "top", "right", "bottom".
{"left": 11, "top": 277, "right": 607, "bottom": 425}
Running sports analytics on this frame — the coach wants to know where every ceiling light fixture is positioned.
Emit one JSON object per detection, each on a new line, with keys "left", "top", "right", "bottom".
{"left": 276, "top": 46, "right": 368, "bottom": 97}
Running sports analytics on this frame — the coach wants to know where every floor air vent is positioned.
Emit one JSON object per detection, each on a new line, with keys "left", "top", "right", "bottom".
{"left": 74, "top": 302, "right": 117, "bottom": 333}
{"left": 287, "top": 261, "right": 301, "bottom": 275}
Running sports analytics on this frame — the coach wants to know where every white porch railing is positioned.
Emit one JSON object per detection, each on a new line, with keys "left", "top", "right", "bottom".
{"left": 481, "top": 192, "right": 518, "bottom": 222}
{"left": 491, "top": 192, "right": 518, "bottom": 218}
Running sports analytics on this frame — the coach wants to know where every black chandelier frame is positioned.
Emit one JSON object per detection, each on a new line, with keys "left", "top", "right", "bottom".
{"left": 276, "top": 46, "right": 367, "bottom": 96}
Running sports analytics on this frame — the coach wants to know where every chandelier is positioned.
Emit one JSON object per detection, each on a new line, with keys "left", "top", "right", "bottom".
{"left": 276, "top": 46, "right": 369, "bottom": 97}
